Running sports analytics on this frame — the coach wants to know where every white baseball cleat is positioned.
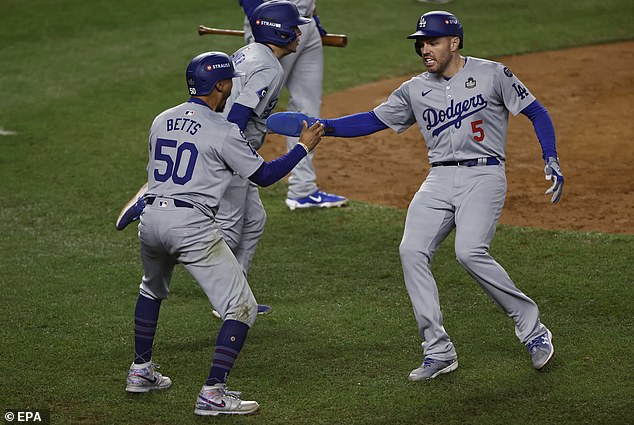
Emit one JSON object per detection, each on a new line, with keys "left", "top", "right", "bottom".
{"left": 194, "top": 383, "right": 259, "bottom": 416}
{"left": 125, "top": 361, "right": 172, "bottom": 393}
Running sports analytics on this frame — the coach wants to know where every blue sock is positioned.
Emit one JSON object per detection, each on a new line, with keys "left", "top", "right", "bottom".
{"left": 206, "top": 319, "right": 250, "bottom": 386}
{"left": 133, "top": 294, "right": 161, "bottom": 364}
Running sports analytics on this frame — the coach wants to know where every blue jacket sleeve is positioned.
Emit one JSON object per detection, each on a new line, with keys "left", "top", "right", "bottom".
{"left": 239, "top": 0, "right": 263, "bottom": 18}
{"left": 321, "top": 111, "right": 388, "bottom": 137}
{"left": 248, "top": 144, "right": 307, "bottom": 187}
{"left": 520, "top": 100, "right": 558, "bottom": 160}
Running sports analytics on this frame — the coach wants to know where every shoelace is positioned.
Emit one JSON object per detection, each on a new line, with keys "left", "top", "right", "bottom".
{"left": 527, "top": 334, "right": 549, "bottom": 354}
{"left": 208, "top": 385, "right": 241, "bottom": 400}
{"left": 423, "top": 358, "right": 436, "bottom": 368}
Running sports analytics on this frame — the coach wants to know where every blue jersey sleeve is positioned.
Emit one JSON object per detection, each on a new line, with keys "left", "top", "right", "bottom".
{"left": 239, "top": 0, "right": 263, "bottom": 19}
{"left": 248, "top": 144, "right": 307, "bottom": 187}
{"left": 520, "top": 100, "right": 558, "bottom": 160}
{"left": 226, "top": 102, "right": 254, "bottom": 132}
{"left": 322, "top": 111, "right": 389, "bottom": 137}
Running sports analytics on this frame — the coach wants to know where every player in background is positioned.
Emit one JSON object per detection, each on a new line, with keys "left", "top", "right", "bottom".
{"left": 240, "top": 0, "right": 348, "bottom": 210}
{"left": 116, "top": 1, "right": 311, "bottom": 315}
{"left": 266, "top": 11, "right": 563, "bottom": 380}
{"left": 124, "top": 51, "right": 324, "bottom": 416}
{"left": 218, "top": 1, "right": 310, "bottom": 281}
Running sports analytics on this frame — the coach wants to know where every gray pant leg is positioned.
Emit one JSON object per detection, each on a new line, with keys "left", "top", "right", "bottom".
{"left": 215, "top": 175, "right": 266, "bottom": 276}
{"left": 399, "top": 170, "right": 458, "bottom": 360}
{"left": 453, "top": 166, "right": 544, "bottom": 344}
{"left": 139, "top": 205, "right": 258, "bottom": 326}
{"left": 232, "top": 182, "right": 266, "bottom": 276}
{"left": 216, "top": 173, "right": 249, "bottom": 253}
{"left": 281, "top": 21, "right": 323, "bottom": 199}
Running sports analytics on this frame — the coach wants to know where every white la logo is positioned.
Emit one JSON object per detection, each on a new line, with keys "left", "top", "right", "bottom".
{"left": 419, "top": 17, "right": 427, "bottom": 28}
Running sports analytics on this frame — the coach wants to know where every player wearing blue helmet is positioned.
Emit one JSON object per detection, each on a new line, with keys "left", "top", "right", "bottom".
{"left": 240, "top": 0, "right": 348, "bottom": 210}
{"left": 266, "top": 10, "right": 562, "bottom": 380}
{"left": 116, "top": 1, "right": 312, "bottom": 317}
{"left": 123, "top": 50, "right": 324, "bottom": 416}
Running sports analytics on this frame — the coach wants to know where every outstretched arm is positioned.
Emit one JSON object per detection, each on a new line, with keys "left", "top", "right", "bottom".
{"left": 266, "top": 111, "right": 388, "bottom": 137}
{"left": 249, "top": 121, "right": 325, "bottom": 187}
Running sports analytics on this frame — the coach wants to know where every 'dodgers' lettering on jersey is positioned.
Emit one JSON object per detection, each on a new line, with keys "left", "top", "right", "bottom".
{"left": 423, "top": 94, "right": 488, "bottom": 137}
{"left": 166, "top": 118, "right": 202, "bottom": 135}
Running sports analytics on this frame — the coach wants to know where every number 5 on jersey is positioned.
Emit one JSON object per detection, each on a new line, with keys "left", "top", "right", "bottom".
{"left": 471, "top": 120, "right": 485, "bottom": 142}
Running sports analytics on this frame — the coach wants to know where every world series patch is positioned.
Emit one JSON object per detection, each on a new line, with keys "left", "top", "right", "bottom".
{"left": 465, "top": 77, "right": 476, "bottom": 89}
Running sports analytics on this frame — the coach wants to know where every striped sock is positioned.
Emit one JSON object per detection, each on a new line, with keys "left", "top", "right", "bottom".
{"left": 206, "top": 319, "right": 249, "bottom": 385}
{"left": 133, "top": 294, "right": 161, "bottom": 364}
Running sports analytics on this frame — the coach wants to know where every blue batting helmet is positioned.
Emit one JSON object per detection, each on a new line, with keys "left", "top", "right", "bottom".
{"left": 408, "top": 11, "right": 464, "bottom": 55}
{"left": 250, "top": 0, "right": 311, "bottom": 46}
{"left": 185, "top": 51, "right": 244, "bottom": 96}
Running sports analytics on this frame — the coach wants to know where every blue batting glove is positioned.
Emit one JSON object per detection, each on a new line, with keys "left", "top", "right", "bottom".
{"left": 314, "top": 14, "right": 327, "bottom": 37}
{"left": 544, "top": 156, "right": 564, "bottom": 204}
{"left": 266, "top": 112, "right": 319, "bottom": 136}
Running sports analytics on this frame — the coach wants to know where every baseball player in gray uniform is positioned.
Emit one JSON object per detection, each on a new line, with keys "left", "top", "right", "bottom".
{"left": 116, "top": 2, "right": 310, "bottom": 315}
{"left": 124, "top": 51, "right": 324, "bottom": 416}
{"left": 266, "top": 11, "right": 563, "bottom": 380}
{"left": 240, "top": 0, "right": 348, "bottom": 210}
{"left": 218, "top": 0, "right": 310, "bottom": 278}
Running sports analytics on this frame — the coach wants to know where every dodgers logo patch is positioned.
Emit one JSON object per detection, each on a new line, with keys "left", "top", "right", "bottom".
{"left": 256, "top": 87, "right": 268, "bottom": 99}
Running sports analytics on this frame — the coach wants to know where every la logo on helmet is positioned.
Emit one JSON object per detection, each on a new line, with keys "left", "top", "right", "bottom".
{"left": 419, "top": 17, "right": 427, "bottom": 28}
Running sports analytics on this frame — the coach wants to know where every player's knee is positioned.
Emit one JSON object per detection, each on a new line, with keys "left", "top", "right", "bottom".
{"left": 219, "top": 227, "right": 241, "bottom": 251}
{"left": 455, "top": 246, "right": 487, "bottom": 269}
{"left": 399, "top": 240, "right": 430, "bottom": 265}
{"left": 139, "top": 282, "right": 169, "bottom": 300}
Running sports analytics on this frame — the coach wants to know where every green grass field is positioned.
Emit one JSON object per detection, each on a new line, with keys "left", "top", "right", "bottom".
{"left": 1, "top": 0, "right": 633, "bottom": 424}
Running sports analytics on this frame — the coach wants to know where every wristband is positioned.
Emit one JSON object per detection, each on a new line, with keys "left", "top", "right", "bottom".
{"left": 297, "top": 142, "right": 310, "bottom": 154}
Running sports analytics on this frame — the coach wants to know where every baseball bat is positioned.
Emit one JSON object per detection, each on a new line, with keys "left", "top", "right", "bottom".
{"left": 198, "top": 25, "right": 348, "bottom": 48}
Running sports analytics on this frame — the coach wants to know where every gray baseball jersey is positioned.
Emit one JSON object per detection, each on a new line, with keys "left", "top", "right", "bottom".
{"left": 375, "top": 57, "right": 546, "bottom": 361}
{"left": 140, "top": 99, "right": 266, "bottom": 325}
{"left": 225, "top": 42, "right": 285, "bottom": 150}
{"left": 374, "top": 57, "right": 536, "bottom": 163}
{"left": 145, "top": 100, "right": 263, "bottom": 215}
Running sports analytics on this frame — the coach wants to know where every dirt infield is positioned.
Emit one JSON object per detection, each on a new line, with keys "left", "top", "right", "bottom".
{"left": 261, "top": 41, "right": 634, "bottom": 234}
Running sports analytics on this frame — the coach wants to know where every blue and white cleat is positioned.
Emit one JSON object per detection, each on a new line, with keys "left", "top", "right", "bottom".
{"left": 408, "top": 357, "right": 458, "bottom": 381}
{"left": 527, "top": 328, "right": 554, "bottom": 370}
{"left": 115, "top": 182, "right": 148, "bottom": 230}
{"left": 125, "top": 361, "right": 172, "bottom": 393}
{"left": 285, "top": 190, "right": 348, "bottom": 211}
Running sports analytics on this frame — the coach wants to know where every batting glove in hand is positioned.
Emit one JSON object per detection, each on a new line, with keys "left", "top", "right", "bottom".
{"left": 544, "top": 156, "right": 564, "bottom": 204}
{"left": 266, "top": 112, "right": 319, "bottom": 137}
{"left": 314, "top": 15, "right": 327, "bottom": 37}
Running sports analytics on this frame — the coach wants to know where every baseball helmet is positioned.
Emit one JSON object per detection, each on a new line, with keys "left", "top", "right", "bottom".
{"left": 185, "top": 51, "right": 244, "bottom": 96}
{"left": 408, "top": 11, "right": 463, "bottom": 56}
{"left": 250, "top": 0, "right": 311, "bottom": 46}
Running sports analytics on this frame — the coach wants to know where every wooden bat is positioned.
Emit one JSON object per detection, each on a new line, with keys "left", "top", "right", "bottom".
{"left": 198, "top": 25, "right": 347, "bottom": 48}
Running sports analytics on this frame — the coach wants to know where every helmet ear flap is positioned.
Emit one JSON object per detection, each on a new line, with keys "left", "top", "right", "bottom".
{"left": 414, "top": 40, "right": 423, "bottom": 57}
